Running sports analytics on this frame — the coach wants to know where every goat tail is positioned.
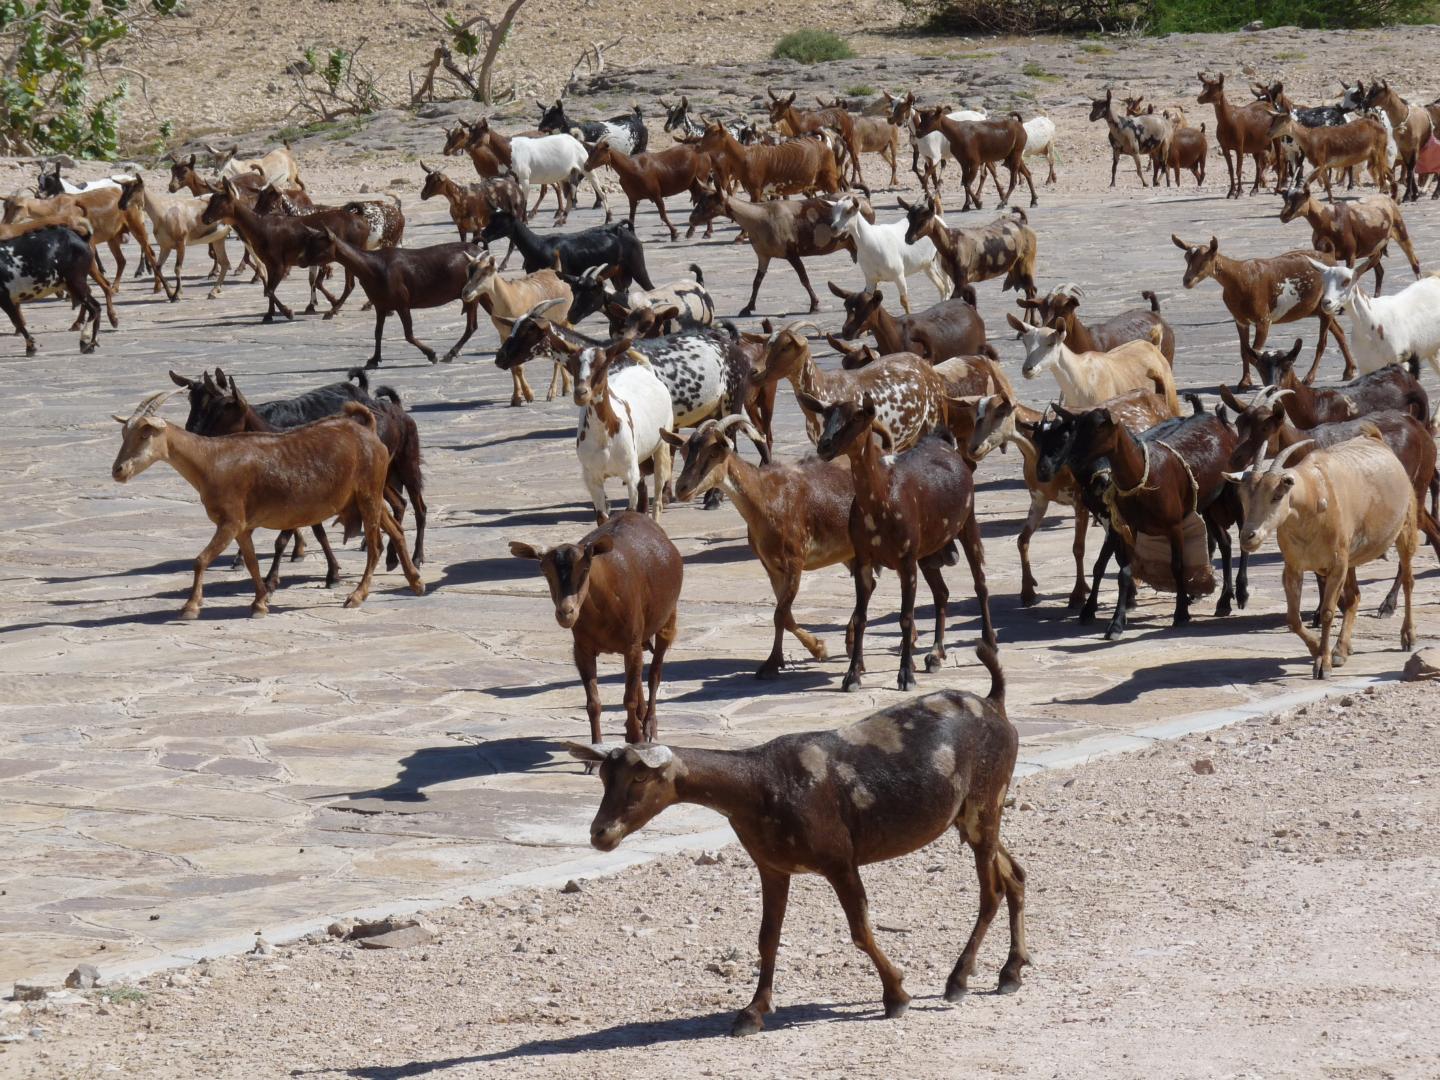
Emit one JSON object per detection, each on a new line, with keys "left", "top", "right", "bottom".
{"left": 1184, "top": 391, "right": 1205, "bottom": 415}
{"left": 386, "top": 192, "right": 402, "bottom": 207}
{"left": 687, "top": 262, "right": 704, "bottom": 285}
{"left": 981, "top": 342, "right": 999, "bottom": 361}
{"left": 375, "top": 386, "right": 403, "bottom": 406}
{"left": 342, "top": 401, "right": 378, "bottom": 430}
{"left": 1406, "top": 353, "right": 1420, "bottom": 378}
{"left": 1010, "top": 111, "right": 1025, "bottom": 125}
{"left": 977, "top": 641, "right": 1005, "bottom": 709}
{"left": 1142, "top": 289, "right": 1161, "bottom": 312}
{"left": 1009, "top": 206, "right": 1028, "bottom": 224}
{"left": 346, "top": 367, "right": 370, "bottom": 392}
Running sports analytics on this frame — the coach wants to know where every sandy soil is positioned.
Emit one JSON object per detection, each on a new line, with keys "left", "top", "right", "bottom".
{"left": 2, "top": 680, "right": 1434, "bottom": 1079}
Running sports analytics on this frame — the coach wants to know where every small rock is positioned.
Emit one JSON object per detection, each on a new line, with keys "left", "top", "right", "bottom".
{"left": 359, "top": 183, "right": 373, "bottom": 194}
{"left": 358, "top": 925, "right": 435, "bottom": 950}
{"left": 64, "top": 965, "right": 99, "bottom": 990}
{"left": 1242, "top": 19, "right": 1264, "bottom": 31}
{"left": 249, "top": 937, "right": 273, "bottom": 956}
{"left": 561, "top": 880, "right": 583, "bottom": 894}
{"left": 326, "top": 919, "right": 355, "bottom": 938}
{"left": 1062, "top": 778, "right": 1076, "bottom": 788}
{"left": 389, "top": 177, "right": 408, "bottom": 188}
{"left": 165, "top": 972, "right": 191, "bottom": 989}
{"left": 302, "top": 930, "right": 328, "bottom": 945}
{"left": 11, "top": 984, "right": 48, "bottom": 1002}
{"left": 694, "top": 851, "right": 722, "bottom": 866}
{"left": 1339, "top": 695, "right": 1355, "bottom": 707}
{"left": 1191, "top": 758, "right": 1216, "bottom": 775}
{"left": 284, "top": 59, "right": 313, "bottom": 76}
{"left": 1018, "top": 801, "right": 1035, "bottom": 812}
{"left": 1402, "top": 647, "right": 1440, "bottom": 682}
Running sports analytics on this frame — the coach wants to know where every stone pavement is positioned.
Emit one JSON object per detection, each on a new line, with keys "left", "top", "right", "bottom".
{"left": 2, "top": 176, "right": 1436, "bottom": 989}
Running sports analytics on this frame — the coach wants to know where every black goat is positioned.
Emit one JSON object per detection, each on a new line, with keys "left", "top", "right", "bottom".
{"left": 537, "top": 100, "right": 648, "bottom": 156}
{"left": 0, "top": 226, "right": 103, "bottom": 354}
{"left": 481, "top": 210, "right": 654, "bottom": 292}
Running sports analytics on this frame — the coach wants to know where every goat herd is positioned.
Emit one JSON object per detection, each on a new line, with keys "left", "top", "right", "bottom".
{"left": 5, "top": 70, "right": 1440, "bottom": 1036}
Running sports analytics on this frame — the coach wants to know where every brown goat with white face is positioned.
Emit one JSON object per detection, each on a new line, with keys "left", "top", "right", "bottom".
{"left": 510, "top": 511, "right": 681, "bottom": 745}
{"left": 110, "top": 392, "right": 423, "bottom": 619}
{"left": 569, "top": 642, "right": 1025, "bottom": 1035}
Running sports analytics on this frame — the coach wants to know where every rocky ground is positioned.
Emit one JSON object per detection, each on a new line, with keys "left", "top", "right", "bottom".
{"left": 1, "top": 680, "right": 1435, "bottom": 1079}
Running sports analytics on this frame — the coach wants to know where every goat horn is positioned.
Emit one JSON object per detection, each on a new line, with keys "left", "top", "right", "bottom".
{"left": 1270, "top": 439, "right": 1313, "bottom": 474}
{"left": 526, "top": 297, "right": 568, "bottom": 320}
{"left": 779, "top": 320, "right": 820, "bottom": 339}
{"left": 715, "top": 414, "right": 750, "bottom": 435}
{"left": 125, "top": 389, "right": 180, "bottom": 425}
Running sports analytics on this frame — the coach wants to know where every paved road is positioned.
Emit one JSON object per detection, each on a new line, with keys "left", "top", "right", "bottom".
{"left": 2, "top": 175, "right": 1436, "bottom": 987}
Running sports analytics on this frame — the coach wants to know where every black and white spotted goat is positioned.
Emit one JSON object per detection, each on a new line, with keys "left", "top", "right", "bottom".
{"left": 537, "top": 99, "right": 649, "bottom": 157}
{"left": 559, "top": 262, "right": 715, "bottom": 332}
{"left": 0, "top": 225, "right": 104, "bottom": 355}
{"left": 659, "top": 96, "right": 758, "bottom": 145}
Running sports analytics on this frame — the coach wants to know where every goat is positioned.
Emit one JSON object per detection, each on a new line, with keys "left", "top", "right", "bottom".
{"left": 1279, "top": 187, "right": 1418, "bottom": 295}
{"left": 806, "top": 395, "right": 994, "bottom": 690}
{"left": 660, "top": 96, "right": 755, "bottom": 145}
{"left": 204, "top": 143, "right": 302, "bottom": 188}
{"left": 34, "top": 162, "right": 125, "bottom": 197}
{"left": 1246, "top": 338, "right": 1430, "bottom": 428}
{"left": 1125, "top": 101, "right": 1208, "bottom": 187}
{"left": 582, "top": 139, "right": 711, "bottom": 240}
{"left": 663, "top": 416, "right": 856, "bottom": 678}
{"left": 1088, "top": 89, "right": 1172, "bottom": 188}
{"left": 887, "top": 92, "right": 990, "bottom": 194}
{"left": 1225, "top": 431, "right": 1417, "bottom": 677}
{"left": 1016, "top": 284, "right": 1176, "bottom": 364}
{"left": 118, "top": 177, "right": 230, "bottom": 301}
{"left": 828, "top": 281, "right": 990, "bottom": 362}
{"left": 566, "top": 337, "right": 676, "bottom": 522}
{"left": 752, "top": 322, "right": 949, "bottom": 449}
{"left": 1222, "top": 385, "right": 1440, "bottom": 616}
{"left": 419, "top": 163, "right": 525, "bottom": 246}
{"left": 1172, "top": 235, "right": 1356, "bottom": 385}
{"left": 199, "top": 179, "right": 373, "bottom": 321}
{"left": 110, "top": 392, "right": 422, "bottom": 617}
{"left": 538, "top": 99, "right": 647, "bottom": 154}
{"left": 1197, "top": 72, "right": 1281, "bottom": 198}
{"left": 1311, "top": 256, "right": 1440, "bottom": 380}
{"left": 566, "top": 641, "right": 1023, "bottom": 1034}
{"left": 1045, "top": 402, "right": 1247, "bottom": 636}
{"left": 968, "top": 389, "right": 1177, "bottom": 609}
{"left": 441, "top": 120, "right": 556, "bottom": 211}
{"left": 1008, "top": 313, "right": 1179, "bottom": 413}
{"left": 900, "top": 196, "right": 1037, "bottom": 299}
{"left": 480, "top": 209, "right": 654, "bottom": 293}
{"left": 1363, "top": 80, "right": 1434, "bottom": 202}
{"left": 697, "top": 121, "right": 843, "bottom": 202}
{"left": 175, "top": 367, "right": 426, "bottom": 576}
{"left": 915, "top": 107, "right": 1037, "bottom": 210}
{"left": 687, "top": 188, "right": 856, "bottom": 315}
{"left": 511, "top": 513, "right": 680, "bottom": 744}
{"left": 461, "top": 257, "right": 573, "bottom": 405}
{"left": 1265, "top": 110, "right": 1392, "bottom": 201}
{"left": 0, "top": 226, "right": 103, "bottom": 354}
{"left": 830, "top": 195, "right": 949, "bottom": 313}
{"left": 302, "top": 228, "right": 483, "bottom": 367}
{"left": 4, "top": 186, "right": 149, "bottom": 315}
{"left": 557, "top": 263, "right": 711, "bottom": 332}
{"left": 469, "top": 118, "right": 605, "bottom": 224}
{"left": 767, "top": 90, "right": 865, "bottom": 187}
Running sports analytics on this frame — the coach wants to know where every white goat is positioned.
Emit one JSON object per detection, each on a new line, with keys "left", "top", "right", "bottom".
{"left": 1312, "top": 256, "right": 1440, "bottom": 378}
{"left": 572, "top": 339, "right": 674, "bottom": 523}
{"left": 510, "top": 133, "right": 608, "bottom": 221}
{"left": 208, "top": 144, "right": 303, "bottom": 189}
{"left": 1022, "top": 116, "right": 1058, "bottom": 184}
{"left": 829, "top": 195, "right": 950, "bottom": 313}
{"left": 1007, "top": 312, "right": 1179, "bottom": 414}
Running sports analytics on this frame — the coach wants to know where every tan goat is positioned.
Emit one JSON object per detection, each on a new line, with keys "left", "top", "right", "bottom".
{"left": 1007, "top": 313, "right": 1179, "bottom": 413}
{"left": 461, "top": 255, "right": 573, "bottom": 405}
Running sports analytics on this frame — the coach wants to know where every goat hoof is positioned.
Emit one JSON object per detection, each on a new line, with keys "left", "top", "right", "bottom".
{"left": 883, "top": 995, "right": 911, "bottom": 1020}
{"left": 250, "top": 604, "right": 269, "bottom": 619}
{"left": 343, "top": 593, "right": 365, "bottom": 609}
{"left": 1104, "top": 625, "right": 1124, "bottom": 641}
{"left": 755, "top": 665, "right": 781, "bottom": 681}
{"left": 410, "top": 580, "right": 426, "bottom": 596}
{"left": 896, "top": 668, "right": 917, "bottom": 692}
{"left": 841, "top": 673, "right": 863, "bottom": 693}
{"left": 1172, "top": 612, "right": 1191, "bottom": 628}
{"left": 1331, "top": 651, "right": 1348, "bottom": 669}
{"left": 261, "top": 315, "right": 275, "bottom": 325}
{"left": 925, "top": 653, "right": 944, "bottom": 673}
{"left": 1066, "top": 590, "right": 1087, "bottom": 610}
{"left": 1077, "top": 608, "right": 1097, "bottom": 626}
{"left": 385, "top": 552, "right": 399, "bottom": 572}
{"left": 1214, "top": 599, "right": 1232, "bottom": 618}
{"left": 304, "top": 304, "right": 318, "bottom": 315}
{"left": 996, "top": 975, "right": 1023, "bottom": 995}
{"left": 176, "top": 607, "right": 200, "bottom": 621}
{"left": 1377, "top": 600, "right": 1397, "bottom": 618}
{"left": 81, "top": 342, "right": 98, "bottom": 355}
{"left": 943, "top": 983, "right": 967, "bottom": 1003}
{"left": 737, "top": 306, "right": 755, "bottom": 318}
{"left": 324, "top": 575, "right": 339, "bottom": 588}
{"left": 364, "top": 359, "right": 381, "bottom": 370}
{"left": 730, "top": 1011, "right": 764, "bottom": 1037}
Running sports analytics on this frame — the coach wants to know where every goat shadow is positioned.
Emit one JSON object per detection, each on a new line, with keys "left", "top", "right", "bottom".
{"left": 320, "top": 736, "right": 566, "bottom": 804}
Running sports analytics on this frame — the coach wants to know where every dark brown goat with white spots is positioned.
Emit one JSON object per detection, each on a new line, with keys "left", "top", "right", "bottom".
{"left": 510, "top": 511, "right": 681, "bottom": 745}
{"left": 807, "top": 394, "right": 995, "bottom": 691}
{"left": 900, "top": 196, "right": 1038, "bottom": 299}
{"left": 569, "top": 641, "right": 1025, "bottom": 1036}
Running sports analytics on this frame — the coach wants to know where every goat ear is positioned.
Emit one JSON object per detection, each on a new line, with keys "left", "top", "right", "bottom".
{"left": 650, "top": 302, "right": 681, "bottom": 321}
{"left": 761, "top": 318, "right": 774, "bottom": 334}
{"left": 1207, "top": 236, "right": 1218, "bottom": 254}
{"left": 658, "top": 428, "right": 687, "bottom": 449}
{"left": 508, "top": 540, "right": 544, "bottom": 561}
{"left": 795, "top": 390, "right": 827, "bottom": 414}
{"left": 565, "top": 741, "right": 609, "bottom": 765}
{"left": 1005, "top": 311, "right": 1029, "bottom": 334}
{"left": 1287, "top": 339, "right": 1303, "bottom": 362}
{"left": 1170, "top": 234, "right": 1189, "bottom": 251}
{"left": 587, "top": 535, "right": 615, "bottom": 558}
{"left": 168, "top": 370, "right": 193, "bottom": 389}
{"left": 1221, "top": 470, "right": 1247, "bottom": 485}
{"left": 826, "top": 280, "right": 850, "bottom": 299}
{"left": 187, "top": 153, "right": 196, "bottom": 167}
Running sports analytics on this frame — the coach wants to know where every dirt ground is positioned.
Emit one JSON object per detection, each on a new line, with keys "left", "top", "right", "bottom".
{"left": 1, "top": 679, "right": 1434, "bottom": 1079}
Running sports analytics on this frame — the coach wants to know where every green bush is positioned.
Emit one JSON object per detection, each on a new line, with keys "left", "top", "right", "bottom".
{"left": 900, "top": 0, "right": 1141, "bottom": 33}
{"left": 1151, "top": 0, "right": 1433, "bottom": 32}
{"left": 771, "top": 29, "right": 855, "bottom": 64}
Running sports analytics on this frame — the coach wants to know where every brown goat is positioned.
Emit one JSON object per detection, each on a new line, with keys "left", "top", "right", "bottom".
{"left": 697, "top": 122, "right": 842, "bottom": 202}
{"left": 1172, "top": 235, "right": 1355, "bottom": 386}
{"left": 583, "top": 139, "right": 711, "bottom": 240}
{"left": 1243, "top": 338, "right": 1431, "bottom": 427}
{"left": 419, "top": 164, "right": 524, "bottom": 244}
{"left": 510, "top": 511, "right": 681, "bottom": 745}
{"left": 915, "top": 107, "right": 1036, "bottom": 211}
{"left": 567, "top": 642, "right": 1024, "bottom": 1035}
{"left": 1266, "top": 111, "right": 1392, "bottom": 201}
{"left": 828, "top": 281, "right": 991, "bottom": 362}
{"left": 1016, "top": 285, "right": 1176, "bottom": 365}
{"left": 664, "top": 416, "right": 855, "bottom": 679}
{"left": 767, "top": 90, "right": 865, "bottom": 188}
{"left": 1364, "top": 80, "right": 1434, "bottom": 202}
{"left": 110, "top": 392, "right": 423, "bottom": 618}
{"left": 1278, "top": 187, "right": 1419, "bottom": 295}
{"left": 807, "top": 395, "right": 994, "bottom": 690}
{"left": 1197, "top": 72, "right": 1280, "bottom": 198}
{"left": 900, "top": 196, "right": 1038, "bottom": 298}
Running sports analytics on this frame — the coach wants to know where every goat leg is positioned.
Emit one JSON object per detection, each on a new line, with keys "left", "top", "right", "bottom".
{"left": 1078, "top": 526, "right": 1118, "bottom": 625}
{"left": 1, "top": 295, "right": 36, "bottom": 354}
{"left": 441, "top": 302, "right": 479, "bottom": 363}
{"left": 1167, "top": 523, "right": 1191, "bottom": 628}
{"left": 322, "top": 265, "right": 356, "bottom": 319}
{"left": 827, "top": 864, "right": 909, "bottom": 1020}
{"left": 959, "top": 510, "right": 995, "bottom": 646}
{"left": 313, "top": 524, "right": 341, "bottom": 586}
{"left": 1067, "top": 504, "right": 1090, "bottom": 609}
{"left": 842, "top": 561, "right": 876, "bottom": 691}
{"left": 920, "top": 560, "right": 949, "bottom": 673}
{"left": 895, "top": 558, "right": 920, "bottom": 691}
{"left": 264, "top": 530, "right": 293, "bottom": 593}
{"left": 1103, "top": 542, "right": 1133, "bottom": 640}
{"left": 377, "top": 504, "right": 424, "bottom": 595}
{"left": 622, "top": 644, "right": 646, "bottom": 744}
{"left": 732, "top": 868, "right": 791, "bottom": 1037}
{"left": 575, "top": 644, "right": 603, "bottom": 749}
{"left": 179, "top": 524, "right": 238, "bottom": 619}
{"left": 785, "top": 255, "right": 820, "bottom": 314}
{"left": 365, "top": 309, "right": 388, "bottom": 368}
{"left": 234, "top": 531, "right": 270, "bottom": 617}
{"left": 946, "top": 821, "right": 1003, "bottom": 1000}
{"left": 643, "top": 614, "right": 675, "bottom": 742}
{"left": 1208, "top": 513, "right": 1235, "bottom": 618}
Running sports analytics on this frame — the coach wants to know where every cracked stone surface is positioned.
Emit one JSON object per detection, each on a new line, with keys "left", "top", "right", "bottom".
{"left": 1, "top": 163, "right": 1435, "bottom": 989}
